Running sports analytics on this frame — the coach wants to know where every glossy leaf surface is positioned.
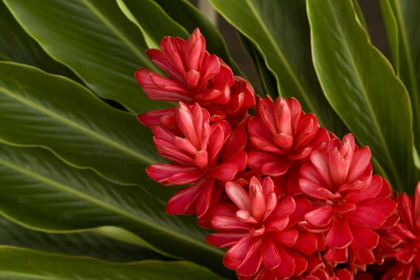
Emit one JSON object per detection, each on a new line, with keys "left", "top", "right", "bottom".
{"left": 0, "top": 215, "right": 163, "bottom": 262}
{"left": 380, "top": 0, "right": 420, "bottom": 155}
{"left": 0, "top": 247, "right": 225, "bottom": 280}
{"left": 4, "top": 0, "right": 165, "bottom": 113}
{"left": 0, "top": 62, "right": 174, "bottom": 200}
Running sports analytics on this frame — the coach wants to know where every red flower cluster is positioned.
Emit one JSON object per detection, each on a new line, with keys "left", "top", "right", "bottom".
{"left": 136, "top": 29, "right": 413, "bottom": 280}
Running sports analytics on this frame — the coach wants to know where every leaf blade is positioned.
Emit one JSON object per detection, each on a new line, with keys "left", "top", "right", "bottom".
{"left": 380, "top": 0, "right": 420, "bottom": 157}
{"left": 0, "top": 62, "right": 174, "bottom": 200}
{"left": 307, "top": 0, "right": 418, "bottom": 191}
{"left": 0, "top": 143, "right": 229, "bottom": 276}
{"left": 0, "top": 247, "right": 226, "bottom": 280}
{"left": 4, "top": 0, "right": 165, "bottom": 113}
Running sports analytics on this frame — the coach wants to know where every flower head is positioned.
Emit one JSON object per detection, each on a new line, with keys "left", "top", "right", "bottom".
{"left": 380, "top": 182, "right": 420, "bottom": 280}
{"left": 299, "top": 134, "right": 397, "bottom": 269}
{"left": 146, "top": 102, "right": 247, "bottom": 226}
{"left": 248, "top": 97, "right": 329, "bottom": 177}
{"left": 136, "top": 28, "right": 243, "bottom": 127}
{"left": 206, "top": 177, "right": 320, "bottom": 279}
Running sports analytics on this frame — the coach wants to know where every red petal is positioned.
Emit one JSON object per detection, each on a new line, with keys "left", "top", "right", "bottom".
{"left": 395, "top": 246, "right": 416, "bottom": 263}
{"left": 353, "top": 249, "right": 375, "bottom": 265}
{"left": 324, "top": 247, "right": 348, "bottom": 264}
{"left": 293, "top": 233, "right": 318, "bottom": 255}
{"left": 225, "top": 181, "right": 251, "bottom": 210}
{"left": 205, "top": 232, "right": 247, "bottom": 248}
{"left": 326, "top": 217, "right": 353, "bottom": 249}
{"left": 345, "top": 204, "right": 387, "bottom": 228}
{"left": 287, "top": 249, "right": 308, "bottom": 276}
{"left": 212, "top": 163, "right": 238, "bottom": 182}
{"left": 236, "top": 239, "right": 263, "bottom": 277}
{"left": 248, "top": 117, "right": 276, "bottom": 146}
{"left": 146, "top": 164, "right": 200, "bottom": 185}
{"left": 166, "top": 180, "right": 204, "bottom": 214}
{"left": 347, "top": 147, "right": 371, "bottom": 182}
{"left": 267, "top": 196, "right": 296, "bottom": 222}
{"left": 250, "top": 177, "right": 266, "bottom": 222}
{"left": 299, "top": 178, "right": 339, "bottom": 200}
{"left": 305, "top": 206, "right": 335, "bottom": 227}
{"left": 336, "top": 269, "right": 353, "bottom": 280}
{"left": 227, "top": 236, "right": 259, "bottom": 261}
{"left": 137, "top": 108, "right": 175, "bottom": 127}
{"left": 262, "top": 238, "right": 281, "bottom": 269}
{"left": 329, "top": 148, "right": 348, "bottom": 187}
{"left": 272, "top": 229, "right": 298, "bottom": 247}
{"left": 310, "top": 150, "right": 332, "bottom": 187}
{"left": 248, "top": 152, "right": 280, "bottom": 171}
{"left": 351, "top": 227, "right": 379, "bottom": 250}
{"left": 212, "top": 213, "right": 252, "bottom": 231}
{"left": 261, "top": 160, "right": 291, "bottom": 177}
{"left": 272, "top": 245, "right": 295, "bottom": 279}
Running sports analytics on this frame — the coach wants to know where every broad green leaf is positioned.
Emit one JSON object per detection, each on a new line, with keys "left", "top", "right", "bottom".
{"left": 154, "top": 0, "right": 243, "bottom": 76}
{"left": 0, "top": 247, "right": 226, "bottom": 280}
{"left": 0, "top": 62, "right": 174, "bottom": 200}
{"left": 4, "top": 0, "right": 165, "bottom": 114}
{"left": 0, "top": 215, "right": 163, "bottom": 262}
{"left": 0, "top": 1, "right": 80, "bottom": 82}
{"left": 307, "top": 0, "right": 418, "bottom": 192}
{"left": 237, "top": 32, "right": 277, "bottom": 97}
{"left": 208, "top": 0, "right": 348, "bottom": 136}
{"left": 117, "top": 0, "right": 189, "bottom": 49}
{"left": 380, "top": 0, "right": 420, "bottom": 155}
{"left": 0, "top": 143, "right": 230, "bottom": 277}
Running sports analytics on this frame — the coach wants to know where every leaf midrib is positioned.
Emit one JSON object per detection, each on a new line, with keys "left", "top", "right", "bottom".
{"left": 0, "top": 156, "right": 223, "bottom": 257}
{"left": 242, "top": 0, "right": 319, "bottom": 116}
{"left": 323, "top": 0, "right": 403, "bottom": 189}
{"left": 0, "top": 86, "right": 154, "bottom": 165}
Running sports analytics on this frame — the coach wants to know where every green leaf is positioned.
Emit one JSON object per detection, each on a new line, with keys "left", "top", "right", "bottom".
{"left": 0, "top": 143, "right": 230, "bottom": 277}
{"left": 208, "top": 0, "right": 348, "bottom": 136}
{"left": 154, "top": 0, "right": 243, "bottom": 76}
{"left": 0, "top": 1, "right": 80, "bottom": 82}
{"left": 3, "top": 0, "right": 166, "bottom": 114}
{"left": 117, "top": 0, "right": 189, "bottom": 49}
{"left": 351, "top": 0, "right": 368, "bottom": 32}
{"left": 0, "top": 247, "right": 226, "bottom": 280}
{"left": 307, "top": 0, "right": 418, "bottom": 192}
{"left": 380, "top": 0, "right": 420, "bottom": 156}
{"left": 0, "top": 62, "right": 174, "bottom": 200}
{"left": 0, "top": 215, "right": 164, "bottom": 262}
{"left": 237, "top": 32, "right": 277, "bottom": 97}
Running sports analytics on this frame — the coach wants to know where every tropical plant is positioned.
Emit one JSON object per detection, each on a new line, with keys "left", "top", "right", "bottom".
{"left": 0, "top": 0, "right": 419, "bottom": 279}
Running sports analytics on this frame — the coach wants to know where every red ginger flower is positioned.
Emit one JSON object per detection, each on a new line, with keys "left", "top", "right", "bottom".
{"left": 146, "top": 102, "right": 247, "bottom": 227}
{"left": 381, "top": 182, "right": 420, "bottom": 280}
{"left": 248, "top": 97, "right": 329, "bottom": 178}
{"left": 206, "top": 177, "right": 319, "bottom": 279}
{"left": 135, "top": 28, "right": 255, "bottom": 127}
{"left": 299, "top": 134, "right": 397, "bottom": 269}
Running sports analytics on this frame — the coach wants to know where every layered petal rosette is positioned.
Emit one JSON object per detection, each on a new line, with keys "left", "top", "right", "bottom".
{"left": 381, "top": 182, "right": 420, "bottom": 280}
{"left": 248, "top": 97, "right": 329, "bottom": 178}
{"left": 206, "top": 177, "right": 320, "bottom": 279}
{"left": 299, "top": 134, "right": 397, "bottom": 269}
{"left": 136, "top": 28, "right": 255, "bottom": 127}
{"left": 146, "top": 102, "right": 247, "bottom": 227}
